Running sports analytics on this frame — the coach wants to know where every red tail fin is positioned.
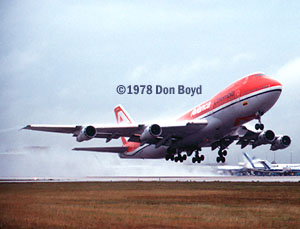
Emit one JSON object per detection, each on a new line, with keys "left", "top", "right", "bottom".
{"left": 114, "top": 105, "right": 135, "bottom": 145}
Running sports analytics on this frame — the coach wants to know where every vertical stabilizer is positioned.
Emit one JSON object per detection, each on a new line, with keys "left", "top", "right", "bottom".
{"left": 114, "top": 105, "right": 135, "bottom": 145}
{"left": 243, "top": 152, "right": 256, "bottom": 168}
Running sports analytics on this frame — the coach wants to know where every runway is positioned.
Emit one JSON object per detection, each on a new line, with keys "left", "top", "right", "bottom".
{"left": 1, "top": 176, "right": 300, "bottom": 183}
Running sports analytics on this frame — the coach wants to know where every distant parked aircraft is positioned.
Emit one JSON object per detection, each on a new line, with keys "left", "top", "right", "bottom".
{"left": 218, "top": 153, "right": 300, "bottom": 176}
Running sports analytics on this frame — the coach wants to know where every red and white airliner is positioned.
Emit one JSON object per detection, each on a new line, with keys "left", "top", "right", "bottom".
{"left": 24, "top": 73, "right": 291, "bottom": 163}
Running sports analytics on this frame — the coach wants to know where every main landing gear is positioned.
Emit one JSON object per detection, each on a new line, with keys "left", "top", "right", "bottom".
{"left": 165, "top": 153, "right": 174, "bottom": 161}
{"left": 192, "top": 150, "right": 205, "bottom": 163}
{"left": 174, "top": 154, "right": 187, "bottom": 163}
{"left": 216, "top": 149, "right": 227, "bottom": 163}
{"left": 165, "top": 153, "right": 187, "bottom": 163}
{"left": 165, "top": 148, "right": 203, "bottom": 163}
{"left": 165, "top": 148, "right": 187, "bottom": 163}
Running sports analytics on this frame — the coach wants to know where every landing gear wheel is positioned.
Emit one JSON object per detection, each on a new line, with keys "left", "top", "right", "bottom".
{"left": 183, "top": 154, "right": 187, "bottom": 160}
{"left": 221, "top": 156, "right": 226, "bottom": 163}
{"left": 192, "top": 157, "right": 196, "bottom": 163}
{"left": 218, "top": 150, "right": 223, "bottom": 157}
{"left": 218, "top": 149, "right": 227, "bottom": 157}
{"left": 255, "top": 123, "right": 264, "bottom": 130}
{"left": 200, "top": 155, "right": 205, "bottom": 161}
{"left": 216, "top": 156, "right": 226, "bottom": 163}
{"left": 175, "top": 157, "right": 178, "bottom": 162}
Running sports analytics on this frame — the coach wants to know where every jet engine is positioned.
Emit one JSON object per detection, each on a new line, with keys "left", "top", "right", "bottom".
{"left": 252, "top": 130, "right": 275, "bottom": 148}
{"left": 270, "top": 135, "right": 291, "bottom": 150}
{"left": 140, "top": 124, "right": 162, "bottom": 142}
{"left": 76, "top": 126, "right": 97, "bottom": 142}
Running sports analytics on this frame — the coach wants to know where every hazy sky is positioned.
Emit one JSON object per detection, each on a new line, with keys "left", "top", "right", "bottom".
{"left": 1, "top": 1, "right": 300, "bottom": 177}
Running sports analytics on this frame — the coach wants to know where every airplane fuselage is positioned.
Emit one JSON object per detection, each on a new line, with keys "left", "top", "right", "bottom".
{"left": 122, "top": 73, "right": 282, "bottom": 158}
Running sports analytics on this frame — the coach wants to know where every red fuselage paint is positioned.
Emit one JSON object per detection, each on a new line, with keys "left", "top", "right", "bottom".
{"left": 177, "top": 73, "right": 281, "bottom": 121}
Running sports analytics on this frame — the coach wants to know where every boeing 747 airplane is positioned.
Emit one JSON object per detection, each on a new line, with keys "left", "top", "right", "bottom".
{"left": 24, "top": 73, "right": 291, "bottom": 163}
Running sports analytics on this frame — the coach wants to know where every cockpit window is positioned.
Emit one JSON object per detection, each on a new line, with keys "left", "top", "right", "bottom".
{"left": 253, "top": 73, "right": 265, "bottom": 78}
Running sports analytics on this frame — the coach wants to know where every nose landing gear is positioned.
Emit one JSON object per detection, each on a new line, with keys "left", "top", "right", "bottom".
{"left": 255, "top": 123, "right": 264, "bottom": 130}
{"left": 255, "top": 111, "right": 264, "bottom": 130}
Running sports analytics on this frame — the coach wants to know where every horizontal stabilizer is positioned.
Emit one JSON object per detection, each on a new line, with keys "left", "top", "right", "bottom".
{"left": 72, "top": 147, "right": 128, "bottom": 153}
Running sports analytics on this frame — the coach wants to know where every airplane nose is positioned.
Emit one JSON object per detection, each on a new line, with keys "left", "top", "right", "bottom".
{"left": 254, "top": 75, "right": 283, "bottom": 115}
{"left": 268, "top": 77, "right": 282, "bottom": 88}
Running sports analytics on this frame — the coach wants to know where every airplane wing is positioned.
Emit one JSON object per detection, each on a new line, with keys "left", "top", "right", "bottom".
{"left": 23, "top": 119, "right": 208, "bottom": 147}
{"left": 210, "top": 125, "right": 290, "bottom": 153}
{"left": 235, "top": 125, "right": 276, "bottom": 149}
{"left": 210, "top": 125, "right": 272, "bottom": 152}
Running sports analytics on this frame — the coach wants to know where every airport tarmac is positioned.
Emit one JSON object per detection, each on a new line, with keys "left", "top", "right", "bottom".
{"left": 1, "top": 176, "right": 300, "bottom": 183}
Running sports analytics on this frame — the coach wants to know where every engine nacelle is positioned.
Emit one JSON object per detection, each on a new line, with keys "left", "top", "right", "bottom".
{"left": 76, "top": 126, "right": 97, "bottom": 142}
{"left": 140, "top": 124, "right": 162, "bottom": 142}
{"left": 270, "top": 135, "right": 291, "bottom": 151}
{"left": 252, "top": 130, "right": 275, "bottom": 148}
